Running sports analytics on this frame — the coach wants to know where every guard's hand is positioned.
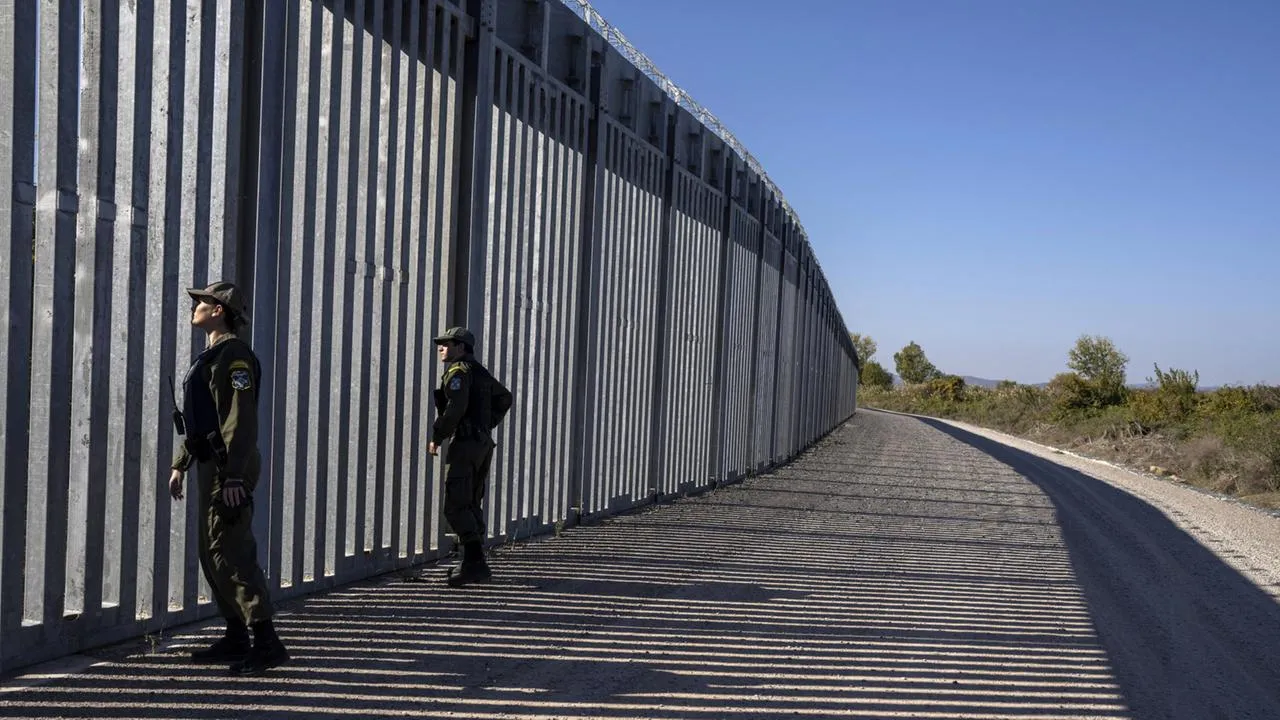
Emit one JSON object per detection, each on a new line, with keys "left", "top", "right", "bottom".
{"left": 169, "top": 469, "right": 185, "bottom": 500}
{"left": 428, "top": 442, "right": 439, "bottom": 456}
{"left": 222, "top": 478, "right": 247, "bottom": 507}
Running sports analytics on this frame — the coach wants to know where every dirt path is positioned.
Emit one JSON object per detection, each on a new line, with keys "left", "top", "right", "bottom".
{"left": 4, "top": 410, "right": 1279, "bottom": 719}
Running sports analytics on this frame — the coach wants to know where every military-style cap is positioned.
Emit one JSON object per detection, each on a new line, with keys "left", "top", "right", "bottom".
{"left": 433, "top": 326, "right": 475, "bottom": 347}
{"left": 187, "top": 281, "right": 251, "bottom": 322}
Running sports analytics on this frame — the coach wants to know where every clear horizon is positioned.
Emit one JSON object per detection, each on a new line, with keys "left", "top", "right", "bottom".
{"left": 586, "top": 0, "right": 1280, "bottom": 387}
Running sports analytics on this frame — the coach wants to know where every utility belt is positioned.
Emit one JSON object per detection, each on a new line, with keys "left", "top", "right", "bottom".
{"left": 184, "top": 430, "right": 229, "bottom": 468}
{"left": 454, "top": 420, "right": 492, "bottom": 442}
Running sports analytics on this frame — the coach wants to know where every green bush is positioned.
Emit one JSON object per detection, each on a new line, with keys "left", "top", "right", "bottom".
{"left": 1248, "top": 385, "right": 1280, "bottom": 413}
{"left": 1216, "top": 412, "right": 1280, "bottom": 491}
{"left": 860, "top": 360, "right": 894, "bottom": 390}
{"left": 1197, "top": 386, "right": 1258, "bottom": 421}
{"left": 1149, "top": 364, "right": 1198, "bottom": 421}
{"left": 1047, "top": 372, "right": 1094, "bottom": 415}
{"left": 1127, "top": 389, "right": 1167, "bottom": 430}
{"left": 924, "top": 375, "right": 967, "bottom": 402}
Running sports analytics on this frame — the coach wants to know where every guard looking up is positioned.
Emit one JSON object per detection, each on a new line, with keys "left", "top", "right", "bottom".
{"left": 168, "top": 281, "right": 290, "bottom": 675}
{"left": 429, "top": 326, "right": 513, "bottom": 587}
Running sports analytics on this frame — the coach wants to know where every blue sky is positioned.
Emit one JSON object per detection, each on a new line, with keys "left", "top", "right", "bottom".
{"left": 585, "top": 0, "right": 1280, "bottom": 386}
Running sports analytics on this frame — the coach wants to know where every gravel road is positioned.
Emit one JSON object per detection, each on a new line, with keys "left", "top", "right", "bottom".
{"left": 4, "top": 409, "right": 1279, "bottom": 719}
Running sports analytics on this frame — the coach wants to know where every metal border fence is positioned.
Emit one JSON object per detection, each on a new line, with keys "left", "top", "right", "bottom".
{"left": 0, "top": 0, "right": 857, "bottom": 675}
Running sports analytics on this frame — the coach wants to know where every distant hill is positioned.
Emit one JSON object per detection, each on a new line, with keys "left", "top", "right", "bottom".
{"left": 888, "top": 373, "right": 1002, "bottom": 388}
{"left": 881, "top": 374, "right": 1220, "bottom": 391}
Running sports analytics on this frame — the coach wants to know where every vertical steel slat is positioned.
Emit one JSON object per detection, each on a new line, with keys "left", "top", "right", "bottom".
{"left": 206, "top": 0, "right": 230, "bottom": 276}
{"left": 328, "top": 0, "right": 354, "bottom": 576}
{"left": 534, "top": 92, "right": 556, "bottom": 525}
{"left": 384, "top": 0, "right": 408, "bottom": 562}
{"left": 621, "top": 131, "right": 640, "bottom": 505}
{"left": 530, "top": 87, "right": 551, "bottom": 530}
{"left": 66, "top": 0, "right": 105, "bottom": 620}
{"left": 139, "top": 0, "right": 182, "bottom": 623}
{"left": 597, "top": 124, "right": 620, "bottom": 510}
{"left": 402, "top": 0, "right": 427, "bottom": 559}
{"left": 393, "top": 0, "right": 421, "bottom": 562}
{"left": 608, "top": 130, "right": 627, "bottom": 508}
{"left": 496, "top": 49, "right": 520, "bottom": 540}
{"left": 97, "top": 0, "right": 129, "bottom": 617}
{"left": 482, "top": 47, "right": 510, "bottom": 542}
{"left": 553, "top": 93, "right": 574, "bottom": 523}
{"left": 365, "top": 0, "right": 389, "bottom": 559}
{"left": 557, "top": 98, "right": 586, "bottom": 524}
{"left": 509, "top": 60, "right": 533, "bottom": 536}
{"left": 517, "top": 64, "right": 539, "bottom": 534}
{"left": 350, "top": 0, "right": 375, "bottom": 564}
{"left": 114, "top": 0, "right": 154, "bottom": 628}
{"left": 435, "top": 9, "right": 467, "bottom": 551}
{"left": 367, "top": 0, "right": 399, "bottom": 557}
{"left": 502, "top": 60, "right": 530, "bottom": 538}
{"left": 279, "top": 0, "right": 310, "bottom": 589}
{"left": 253, "top": 0, "right": 290, "bottom": 591}
{"left": 419, "top": 0, "right": 445, "bottom": 550}
{"left": 311, "top": 0, "right": 340, "bottom": 582}
{"left": 172, "top": 0, "right": 206, "bottom": 615}
{"left": 30, "top": 0, "right": 82, "bottom": 633}
{"left": 507, "top": 68, "right": 532, "bottom": 536}
{"left": 82, "top": 0, "right": 118, "bottom": 622}
{"left": 565, "top": 98, "right": 588, "bottom": 521}
{"left": 0, "top": 0, "right": 36, "bottom": 660}
{"left": 543, "top": 93, "right": 563, "bottom": 523}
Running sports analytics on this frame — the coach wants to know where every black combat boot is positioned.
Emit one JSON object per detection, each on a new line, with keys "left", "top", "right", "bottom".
{"left": 190, "top": 619, "right": 251, "bottom": 663}
{"left": 447, "top": 541, "right": 492, "bottom": 587}
{"left": 229, "top": 619, "right": 290, "bottom": 676}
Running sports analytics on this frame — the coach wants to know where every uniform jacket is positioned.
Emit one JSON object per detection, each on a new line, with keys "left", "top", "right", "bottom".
{"left": 432, "top": 356, "right": 513, "bottom": 444}
{"left": 172, "top": 333, "right": 262, "bottom": 482}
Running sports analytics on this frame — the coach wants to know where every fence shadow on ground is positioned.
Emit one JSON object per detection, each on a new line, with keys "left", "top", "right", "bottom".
{"left": 2, "top": 415, "right": 1143, "bottom": 719}
{"left": 917, "top": 416, "right": 1280, "bottom": 719}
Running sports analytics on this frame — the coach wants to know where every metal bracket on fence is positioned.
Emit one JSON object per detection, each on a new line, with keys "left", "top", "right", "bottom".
{"left": 13, "top": 181, "right": 35, "bottom": 206}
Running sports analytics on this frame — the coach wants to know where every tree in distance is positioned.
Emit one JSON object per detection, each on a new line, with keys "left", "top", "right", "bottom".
{"left": 894, "top": 341, "right": 940, "bottom": 384}
{"left": 1067, "top": 334, "right": 1129, "bottom": 406}
{"left": 849, "top": 333, "right": 877, "bottom": 368}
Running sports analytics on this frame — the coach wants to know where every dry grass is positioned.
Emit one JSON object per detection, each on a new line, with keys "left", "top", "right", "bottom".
{"left": 860, "top": 383, "right": 1280, "bottom": 512}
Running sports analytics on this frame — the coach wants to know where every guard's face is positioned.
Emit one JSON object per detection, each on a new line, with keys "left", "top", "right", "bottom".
{"left": 437, "top": 341, "right": 463, "bottom": 363}
{"left": 191, "top": 298, "right": 225, "bottom": 330}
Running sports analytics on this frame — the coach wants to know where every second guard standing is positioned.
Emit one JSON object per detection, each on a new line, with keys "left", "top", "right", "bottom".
{"left": 428, "top": 327, "right": 513, "bottom": 587}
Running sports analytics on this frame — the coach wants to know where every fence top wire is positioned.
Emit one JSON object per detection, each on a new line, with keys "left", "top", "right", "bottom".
{"left": 558, "top": 0, "right": 807, "bottom": 239}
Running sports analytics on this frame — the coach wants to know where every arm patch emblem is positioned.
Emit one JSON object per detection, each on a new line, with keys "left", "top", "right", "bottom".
{"left": 448, "top": 377, "right": 462, "bottom": 391}
{"left": 230, "top": 369, "right": 253, "bottom": 391}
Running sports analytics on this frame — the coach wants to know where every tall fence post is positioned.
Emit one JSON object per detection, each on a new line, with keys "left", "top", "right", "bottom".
{"left": 567, "top": 32, "right": 605, "bottom": 525}
{"left": 706, "top": 146, "right": 732, "bottom": 485}
{"left": 0, "top": 0, "right": 38, "bottom": 675}
{"left": 456, "top": 0, "right": 498, "bottom": 338}
{"left": 248, "top": 0, "right": 289, "bottom": 577}
{"left": 645, "top": 99, "right": 676, "bottom": 500}
{"left": 743, "top": 172, "right": 764, "bottom": 475}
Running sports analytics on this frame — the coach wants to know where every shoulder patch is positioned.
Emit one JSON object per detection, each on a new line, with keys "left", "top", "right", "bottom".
{"left": 230, "top": 368, "right": 253, "bottom": 391}
{"left": 229, "top": 359, "right": 252, "bottom": 372}
{"left": 448, "top": 376, "right": 463, "bottom": 391}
